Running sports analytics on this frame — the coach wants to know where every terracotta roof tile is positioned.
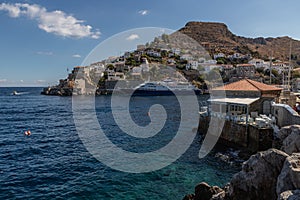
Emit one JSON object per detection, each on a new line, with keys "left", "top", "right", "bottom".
{"left": 213, "top": 79, "right": 282, "bottom": 92}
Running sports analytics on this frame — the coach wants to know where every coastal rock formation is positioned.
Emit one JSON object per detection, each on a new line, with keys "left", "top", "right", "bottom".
{"left": 182, "top": 182, "right": 224, "bottom": 200}
{"left": 277, "top": 153, "right": 300, "bottom": 195}
{"left": 278, "top": 190, "right": 300, "bottom": 200}
{"left": 281, "top": 126, "right": 300, "bottom": 155}
{"left": 183, "top": 147, "right": 300, "bottom": 200}
{"left": 194, "top": 182, "right": 224, "bottom": 200}
{"left": 228, "top": 149, "right": 289, "bottom": 200}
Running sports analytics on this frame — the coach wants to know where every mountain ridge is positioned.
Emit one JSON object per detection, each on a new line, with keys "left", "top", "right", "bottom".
{"left": 178, "top": 21, "right": 300, "bottom": 64}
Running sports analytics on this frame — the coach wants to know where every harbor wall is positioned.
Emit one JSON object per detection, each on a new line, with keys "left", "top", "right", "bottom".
{"left": 198, "top": 116, "right": 273, "bottom": 152}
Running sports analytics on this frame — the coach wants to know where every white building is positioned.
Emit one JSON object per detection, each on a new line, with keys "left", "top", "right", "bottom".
{"left": 186, "top": 60, "right": 199, "bottom": 70}
{"left": 213, "top": 53, "right": 225, "bottom": 60}
{"left": 74, "top": 79, "right": 86, "bottom": 94}
{"left": 180, "top": 54, "right": 193, "bottom": 61}
{"left": 140, "top": 58, "right": 149, "bottom": 72}
{"left": 132, "top": 66, "right": 142, "bottom": 74}
{"left": 248, "top": 59, "right": 269, "bottom": 69}
{"left": 147, "top": 50, "right": 161, "bottom": 58}
{"left": 171, "top": 48, "right": 181, "bottom": 55}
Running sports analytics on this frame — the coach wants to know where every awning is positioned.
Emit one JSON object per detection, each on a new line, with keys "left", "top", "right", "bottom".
{"left": 208, "top": 97, "right": 260, "bottom": 105}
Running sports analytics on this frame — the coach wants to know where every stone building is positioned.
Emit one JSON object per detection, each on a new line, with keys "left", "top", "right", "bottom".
{"left": 272, "top": 104, "right": 300, "bottom": 127}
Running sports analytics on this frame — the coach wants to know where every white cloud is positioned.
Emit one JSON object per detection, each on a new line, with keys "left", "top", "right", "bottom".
{"left": 37, "top": 51, "right": 53, "bottom": 56}
{"left": 0, "top": 79, "right": 7, "bottom": 83}
{"left": 0, "top": 3, "right": 100, "bottom": 39}
{"left": 72, "top": 54, "right": 81, "bottom": 58}
{"left": 138, "top": 10, "right": 149, "bottom": 16}
{"left": 20, "top": 80, "right": 24, "bottom": 83}
{"left": 126, "top": 34, "right": 140, "bottom": 41}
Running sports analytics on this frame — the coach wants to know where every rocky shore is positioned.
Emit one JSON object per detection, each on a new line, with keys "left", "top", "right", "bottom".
{"left": 183, "top": 125, "right": 300, "bottom": 200}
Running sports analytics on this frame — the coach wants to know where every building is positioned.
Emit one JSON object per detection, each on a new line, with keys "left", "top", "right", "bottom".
{"left": 199, "top": 79, "right": 283, "bottom": 152}
{"left": 236, "top": 64, "right": 256, "bottom": 78}
{"left": 186, "top": 60, "right": 199, "bottom": 70}
{"left": 140, "top": 58, "right": 149, "bottom": 72}
{"left": 293, "top": 78, "right": 300, "bottom": 92}
{"left": 212, "top": 79, "right": 282, "bottom": 115}
{"left": 248, "top": 59, "right": 269, "bottom": 69}
{"left": 272, "top": 103, "right": 300, "bottom": 127}
{"left": 74, "top": 79, "right": 86, "bottom": 94}
{"left": 171, "top": 48, "right": 181, "bottom": 55}
{"left": 213, "top": 53, "right": 225, "bottom": 60}
{"left": 180, "top": 54, "right": 193, "bottom": 61}
{"left": 137, "top": 44, "right": 146, "bottom": 51}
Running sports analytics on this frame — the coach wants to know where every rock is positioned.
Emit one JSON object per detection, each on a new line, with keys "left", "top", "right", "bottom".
{"left": 273, "top": 125, "right": 296, "bottom": 149}
{"left": 194, "top": 182, "right": 223, "bottom": 200}
{"left": 277, "top": 153, "right": 300, "bottom": 195}
{"left": 228, "top": 149, "right": 289, "bottom": 200}
{"left": 210, "top": 190, "right": 226, "bottom": 200}
{"left": 278, "top": 190, "right": 300, "bottom": 200}
{"left": 182, "top": 194, "right": 194, "bottom": 200}
{"left": 281, "top": 126, "right": 300, "bottom": 155}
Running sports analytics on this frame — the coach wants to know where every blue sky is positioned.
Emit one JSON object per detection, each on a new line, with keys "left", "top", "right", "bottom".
{"left": 0, "top": 0, "right": 300, "bottom": 86}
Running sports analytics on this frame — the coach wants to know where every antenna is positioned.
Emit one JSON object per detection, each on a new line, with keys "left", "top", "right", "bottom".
{"left": 288, "top": 41, "right": 292, "bottom": 90}
{"left": 270, "top": 51, "right": 273, "bottom": 84}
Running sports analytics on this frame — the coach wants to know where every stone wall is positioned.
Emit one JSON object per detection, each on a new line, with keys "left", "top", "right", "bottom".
{"left": 272, "top": 104, "right": 300, "bottom": 128}
{"left": 199, "top": 116, "right": 274, "bottom": 152}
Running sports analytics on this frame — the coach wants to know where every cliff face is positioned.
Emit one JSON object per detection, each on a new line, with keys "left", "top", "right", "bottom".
{"left": 178, "top": 21, "right": 300, "bottom": 62}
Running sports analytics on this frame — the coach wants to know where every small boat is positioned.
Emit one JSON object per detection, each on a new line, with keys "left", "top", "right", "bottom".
{"left": 12, "top": 91, "right": 18, "bottom": 95}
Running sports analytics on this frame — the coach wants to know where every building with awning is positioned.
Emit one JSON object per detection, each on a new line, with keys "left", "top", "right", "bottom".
{"left": 211, "top": 79, "right": 282, "bottom": 116}
{"left": 199, "top": 79, "right": 282, "bottom": 151}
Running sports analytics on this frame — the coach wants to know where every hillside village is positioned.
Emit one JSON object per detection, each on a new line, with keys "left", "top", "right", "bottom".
{"left": 42, "top": 33, "right": 300, "bottom": 97}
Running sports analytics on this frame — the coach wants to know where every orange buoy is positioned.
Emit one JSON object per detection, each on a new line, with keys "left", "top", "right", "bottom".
{"left": 24, "top": 130, "right": 31, "bottom": 136}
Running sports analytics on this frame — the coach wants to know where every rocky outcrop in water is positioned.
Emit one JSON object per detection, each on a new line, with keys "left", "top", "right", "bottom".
{"left": 183, "top": 182, "right": 224, "bottom": 200}
{"left": 228, "top": 149, "right": 289, "bottom": 200}
{"left": 183, "top": 125, "right": 300, "bottom": 200}
{"left": 278, "top": 190, "right": 300, "bottom": 200}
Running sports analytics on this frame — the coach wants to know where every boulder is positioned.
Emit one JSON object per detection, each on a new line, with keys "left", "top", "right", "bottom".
{"left": 281, "top": 126, "right": 300, "bottom": 155}
{"left": 274, "top": 125, "right": 300, "bottom": 150}
{"left": 278, "top": 190, "right": 300, "bottom": 200}
{"left": 194, "top": 182, "right": 223, "bottom": 200}
{"left": 277, "top": 153, "right": 300, "bottom": 195}
{"left": 228, "top": 149, "right": 289, "bottom": 200}
{"left": 182, "top": 194, "right": 194, "bottom": 200}
{"left": 210, "top": 190, "right": 226, "bottom": 200}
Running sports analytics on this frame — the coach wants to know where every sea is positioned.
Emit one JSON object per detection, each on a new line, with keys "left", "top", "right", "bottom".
{"left": 0, "top": 87, "right": 240, "bottom": 200}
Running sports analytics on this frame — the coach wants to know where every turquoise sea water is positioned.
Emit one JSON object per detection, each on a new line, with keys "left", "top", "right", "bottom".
{"left": 0, "top": 87, "right": 240, "bottom": 199}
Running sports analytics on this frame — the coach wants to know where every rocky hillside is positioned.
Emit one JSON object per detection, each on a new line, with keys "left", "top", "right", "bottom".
{"left": 178, "top": 21, "right": 300, "bottom": 64}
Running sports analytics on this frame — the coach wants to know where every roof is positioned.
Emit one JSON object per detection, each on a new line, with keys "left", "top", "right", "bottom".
{"left": 236, "top": 64, "right": 255, "bottom": 67}
{"left": 209, "top": 97, "right": 259, "bottom": 105}
{"left": 213, "top": 79, "right": 282, "bottom": 92}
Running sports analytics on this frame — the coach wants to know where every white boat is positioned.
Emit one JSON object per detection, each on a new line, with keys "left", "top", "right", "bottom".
{"left": 12, "top": 91, "right": 19, "bottom": 95}
{"left": 132, "top": 79, "right": 202, "bottom": 96}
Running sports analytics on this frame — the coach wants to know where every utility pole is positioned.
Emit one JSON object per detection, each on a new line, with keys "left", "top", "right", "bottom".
{"left": 270, "top": 51, "right": 273, "bottom": 84}
{"left": 288, "top": 41, "right": 292, "bottom": 91}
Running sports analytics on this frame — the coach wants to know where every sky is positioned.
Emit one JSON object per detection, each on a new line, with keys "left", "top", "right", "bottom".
{"left": 1, "top": 0, "right": 300, "bottom": 86}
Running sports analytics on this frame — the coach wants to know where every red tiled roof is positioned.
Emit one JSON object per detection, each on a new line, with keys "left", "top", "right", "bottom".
{"left": 236, "top": 64, "right": 255, "bottom": 67}
{"left": 213, "top": 79, "right": 282, "bottom": 92}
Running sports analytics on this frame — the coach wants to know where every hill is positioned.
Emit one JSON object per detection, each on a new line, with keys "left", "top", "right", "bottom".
{"left": 178, "top": 21, "right": 300, "bottom": 65}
